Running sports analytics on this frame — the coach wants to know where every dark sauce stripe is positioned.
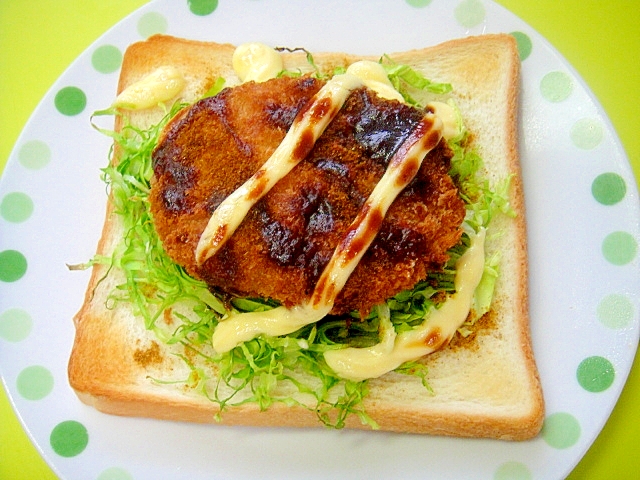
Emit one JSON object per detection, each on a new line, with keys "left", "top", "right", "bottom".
{"left": 291, "top": 129, "right": 316, "bottom": 163}
{"left": 246, "top": 169, "right": 268, "bottom": 201}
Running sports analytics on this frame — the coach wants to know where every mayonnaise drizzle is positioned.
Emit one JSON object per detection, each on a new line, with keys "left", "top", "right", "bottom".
{"left": 324, "top": 228, "right": 486, "bottom": 381}
{"left": 232, "top": 43, "right": 283, "bottom": 83}
{"left": 211, "top": 115, "right": 443, "bottom": 353}
{"left": 427, "top": 101, "right": 460, "bottom": 141}
{"left": 345, "top": 61, "right": 404, "bottom": 102}
{"left": 309, "top": 115, "right": 442, "bottom": 309}
{"left": 195, "top": 72, "right": 365, "bottom": 265}
{"left": 113, "top": 66, "right": 185, "bottom": 110}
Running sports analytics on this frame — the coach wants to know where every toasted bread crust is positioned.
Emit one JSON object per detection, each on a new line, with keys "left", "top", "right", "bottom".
{"left": 69, "top": 34, "right": 544, "bottom": 440}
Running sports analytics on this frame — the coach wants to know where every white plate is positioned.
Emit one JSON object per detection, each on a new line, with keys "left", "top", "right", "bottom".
{"left": 1, "top": 1, "right": 639, "bottom": 479}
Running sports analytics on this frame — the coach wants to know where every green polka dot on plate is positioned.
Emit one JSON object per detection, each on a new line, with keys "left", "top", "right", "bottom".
{"left": 592, "top": 172, "right": 626, "bottom": 205}
{"left": 405, "top": 0, "right": 432, "bottom": 7}
{"left": 17, "top": 365, "right": 54, "bottom": 400}
{"left": 597, "top": 293, "right": 634, "bottom": 329}
{"left": 540, "top": 71, "right": 573, "bottom": 102}
{"left": 50, "top": 420, "right": 88, "bottom": 458}
{"left": 1, "top": 192, "right": 34, "bottom": 223}
{"left": 18, "top": 140, "right": 51, "bottom": 170}
{"left": 602, "top": 231, "right": 638, "bottom": 265}
{"left": 454, "top": 0, "right": 486, "bottom": 29}
{"left": 92, "top": 45, "right": 123, "bottom": 74}
{"left": 98, "top": 467, "right": 134, "bottom": 480}
{"left": 577, "top": 356, "right": 615, "bottom": 393}
{"left": 571, "top": 117, "right": 604, "bottom": 150}
{"left": 511, "top": 31, "right": 532, "bottom": 61}
{"left": 54, "top": 86, "right": 87, "bottom": 116}
{"left": 494, "top": 461, "right": 532, "bottom": 480}
{"left": 137, "top": 11, "right": 168, "bottom": 38}
{"left": 541, "top": 412, "right": 581, "bottom": 449}
{"left": 0, "top": 308, "right": 32, "bottom": 342}
{"left": 0, "top": 250, "right": 28, "bottom": 282}
{"left": 188, "top": 0, "right": 219, "bottom": 16}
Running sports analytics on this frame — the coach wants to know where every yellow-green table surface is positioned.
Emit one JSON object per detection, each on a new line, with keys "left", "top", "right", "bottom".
{"left": 1, "top": 1, "right": 638, "bottom": 478}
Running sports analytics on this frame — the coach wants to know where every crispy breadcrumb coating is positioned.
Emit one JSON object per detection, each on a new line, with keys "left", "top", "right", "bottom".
{"left": 150, "top": 75, "right": 465, "bottom": 315}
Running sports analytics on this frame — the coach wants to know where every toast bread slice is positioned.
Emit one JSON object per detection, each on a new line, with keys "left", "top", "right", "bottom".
{"left": 68, "top": 34, "right": 544, "bottom": 440}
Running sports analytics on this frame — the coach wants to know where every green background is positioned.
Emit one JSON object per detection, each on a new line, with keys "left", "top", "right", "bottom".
{"left": 1, "top": 1, "right": 638, "bottom": 478}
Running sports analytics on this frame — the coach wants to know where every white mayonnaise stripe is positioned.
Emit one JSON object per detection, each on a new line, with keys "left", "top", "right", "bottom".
{"left": 211, "top": 115, "right": 443, "bottom": 353}
{"left": 233, "top": 42, "right": 283, "bottom": 83}
{"left": 113, "top": 66, "right": 185, "bottom": 110}
{"left": 195, "top": 73, "right": 364, "bottom": 265}
{"left": 212, "top": 301, "right": 333, "bottom": 353}
{"left": 310, "top": 114, "right": 443, "bottom": 308}
{"left": 323, "top": 228, "right": 486, "bottom": 382}
{"left": 345, "top": 60, "right": 404, "bottom": 102}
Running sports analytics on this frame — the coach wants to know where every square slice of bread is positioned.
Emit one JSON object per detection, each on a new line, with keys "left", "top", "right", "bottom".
{"left": 68, "top": 34, "right": 544, "bottom": 440}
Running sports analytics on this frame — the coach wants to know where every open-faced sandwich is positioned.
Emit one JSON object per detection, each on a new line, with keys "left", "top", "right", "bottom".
{"left": 68, "top": 33, "right": 544, "bottom": 440}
